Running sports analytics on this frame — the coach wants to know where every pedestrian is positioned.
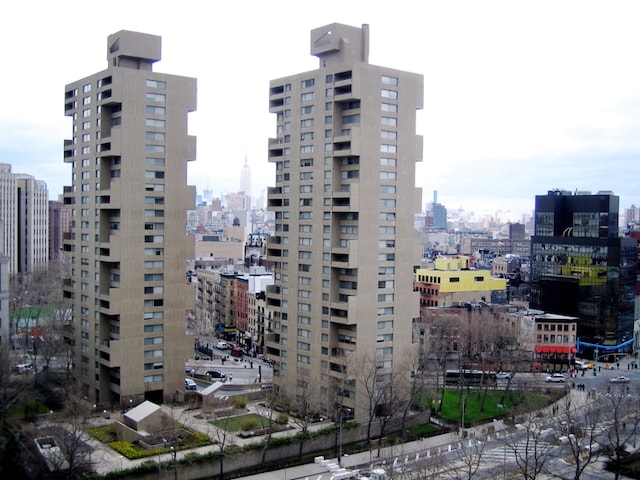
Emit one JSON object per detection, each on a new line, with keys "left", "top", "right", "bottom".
{"left": 623, "top": 422, "right": 626, "bottom": 431}
{"left": 229, "top": 374, "right": 233, "bottom": 382}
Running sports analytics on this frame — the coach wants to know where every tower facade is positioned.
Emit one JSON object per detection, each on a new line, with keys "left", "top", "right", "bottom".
{"left": 530, "top": 190, "right": 637, "bottom": 346}
{"left": 62, "top": 31, "right": 196, "bottom": 405}
{"left": 265, "top": 23, "right": 422, "bottom": 421}
{"left": 16, "top": 175, "right": 49, "bottom": 273}
{"left": 0, "top": 164, "right": 17, "bottom": 273}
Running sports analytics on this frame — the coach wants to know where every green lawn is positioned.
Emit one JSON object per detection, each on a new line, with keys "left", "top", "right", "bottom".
{"left": 210, "top": 413, "right": 272, "bottom": 432}
{"left": 435, "top": 389, "right": 548, "bottom": 425}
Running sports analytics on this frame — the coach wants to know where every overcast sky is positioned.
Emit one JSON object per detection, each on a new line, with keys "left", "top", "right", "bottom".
{"left": 2, "top": 0, "right": 640, "bottom": 220}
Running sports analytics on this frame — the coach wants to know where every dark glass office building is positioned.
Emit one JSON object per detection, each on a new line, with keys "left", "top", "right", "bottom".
{"left": 530, "top": 190, "right": 637, "bottom": 346}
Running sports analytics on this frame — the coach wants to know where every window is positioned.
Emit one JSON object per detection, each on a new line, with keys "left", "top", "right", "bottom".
{"left": 146, "top": 79, "right": 166, "bottom": 89}
{"left": 381, "top": 116, "right": 397, "bottom": 126}
{"left": 301, "top": 105, "right": 314, "bottom": 115}
{"left": 381, "top": 130, "right": 397, "bottom": 140}
{"left": 145, "top": 118, "right": 166, "bottom": 128}
{"left": 146, "top": 106, "right": 166, "bottom": 115}
{"left": 381, "top": 103, "right": 398, "bottom": 112}
{"left": 146, "top": 93, "right": 166, "bottom": 102}
{"left": 301, "top": 119, "right": 313, "bottom": 128}
{"left": 381, "top": 89, "right": 398, "bottom": 99}
{"left": 144, "top": 273, "right": 164, "bottom": 281}
{"left": 145, "top": 132, "right": 165, "bottom": 141}
{"left": 301, "top": 79, "right": 315, "bottom": 88}
{"left": 301, "top": 92, "right": 315, "bottom": 101}
{"left": 381, "top": 75, "right": 398, "bottom": 85}
{"left": 380, "top": 144, "right": 397, "bottom": 153}
{"left": 144, "top": 260, "right": 164, "bottom": 268}
{"left": 144, "top": 324, "right": 164, "bottom": 333}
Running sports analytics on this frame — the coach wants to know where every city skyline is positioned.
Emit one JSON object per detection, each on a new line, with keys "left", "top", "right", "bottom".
{"left": 2, "top": 1, "right": 640, "bottom": 218}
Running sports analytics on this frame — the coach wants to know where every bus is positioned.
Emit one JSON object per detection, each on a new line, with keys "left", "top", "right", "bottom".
{"left": 445, "top": 369, "right": 497, "bottom": 386}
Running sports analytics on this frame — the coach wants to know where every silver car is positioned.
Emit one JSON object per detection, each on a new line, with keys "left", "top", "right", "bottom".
{"left": 545, "top": 373, "right": 566, "bottom": 383}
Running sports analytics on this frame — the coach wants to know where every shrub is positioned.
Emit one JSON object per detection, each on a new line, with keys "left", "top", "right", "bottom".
{"left": 240, "top": 417, "right": 259, "bottom": 431}
{"left": 275, "top": 413, "right": 289, "bottom": 425}
{"left": 232, "top": 396, "right": 248, "bottom": 409}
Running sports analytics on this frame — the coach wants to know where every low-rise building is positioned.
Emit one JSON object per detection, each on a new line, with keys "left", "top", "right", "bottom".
{"left": 414, "top": 256, "right": 507, "bottom": 307}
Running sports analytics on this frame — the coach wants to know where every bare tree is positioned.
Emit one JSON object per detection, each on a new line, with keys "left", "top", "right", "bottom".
{"left": 0, "top": 342, "right": 23, "bottom": 425}
{"left": 543, "top": 391, "right": 603, "bottom": 480}
{"left": 421, "top": 310, "right": 460, "bottom": 412}
{"left": 55, "top": 395, "right": 95, "bottom": 477}
{"left": 208, "top": 404, "right": 234, "bottom": 480}
{"left": 289, "top": 383, "right": 326, "bottom": 458}
{"left": 10, "top": 265, "right": 67, "bottom": 386}
{"left": 254, "top": 389, "right": 287, "bottom": 464}
{"left": 499, "top": 397, "right": 555, "bottom": 480}
{"left": 598, "top": 382, "right": 640, "bottom": 479}
{"left": 449, "top": 436, "right": 487, "bottom": 480}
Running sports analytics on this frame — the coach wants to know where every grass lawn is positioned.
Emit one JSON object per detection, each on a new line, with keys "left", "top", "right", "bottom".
{"left": 210, "top": 413, "right": 272, "bottom": 432}
{"left": 435, "top": 388, "right": 549, "bottom": 425}
{"left": 8, "top": 398, "right": 50, "bottom": 421}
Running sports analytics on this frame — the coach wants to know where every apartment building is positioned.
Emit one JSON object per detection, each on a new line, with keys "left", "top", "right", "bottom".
{"left": 0, "top": 164, "right": 50, "bottom": 274}
{"left": 62, "top": 31, "right": 196, "bottom": 406}
{"left": 265, "top": 23, "right": 422, "bottom": 421}
{"left": 16, "top": 175, "right": 49, "bottom": 273}
{"left": 0, "top": 164, "right": 17, "bottom": 274}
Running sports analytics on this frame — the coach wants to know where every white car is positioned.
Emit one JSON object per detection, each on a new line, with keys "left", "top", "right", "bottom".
{"left": 610, "top": 376, "right": 630, "bottom": 384}
{"left": 545, "top": 373, "right": 566, "bottom": 383}
{"left": 496, "top": 372, "right": 512, "bottom": 380}
{"left": 216, "top": 341, "right": 232, "bottom": 350}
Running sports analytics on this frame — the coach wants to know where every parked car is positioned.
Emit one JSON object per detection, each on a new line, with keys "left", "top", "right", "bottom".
{"left": 545, "top": 373, "right": 566, "bottom": 383}
{"left": 184, "top": 378, "right": 197, "bottom": 390}
{"left": 216, "top": 341, "right": 232, "bottom": 350}
{"left": 496, "top": 372, "right": 512, "bottom": 380}
{"left": 207, "top": 369, "right": 227, "bottom": 380}
{"left": 610, "top": 376, "right": 630, "bottom": 384}
{"left": 230, "top": 347, "right": 244, "bottom": 357}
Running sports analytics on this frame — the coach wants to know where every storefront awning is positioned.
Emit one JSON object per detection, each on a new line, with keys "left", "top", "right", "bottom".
{"left": 535, "top": 345, "right": 577, "bottom": 354}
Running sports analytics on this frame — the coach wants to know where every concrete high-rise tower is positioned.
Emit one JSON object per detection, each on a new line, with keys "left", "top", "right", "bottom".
{"left": 16, "top": 175, "right": 49, "bottom": 273}
{"left": 0, "top": 164, "right": 17, "bottom": 274}
{"left": 62, "top": 31, "right": 196, "bottom": 406}
{"left": 265, "top": 23, "right": 423, "bottom": 421}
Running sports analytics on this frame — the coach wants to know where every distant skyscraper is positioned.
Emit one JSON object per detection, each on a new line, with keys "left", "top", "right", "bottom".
{"left": 16, "top": 174, "right": 48, "bottom": 273}
{"left": 530, "top": 190, "right": 636, "bottom": 347}
{"left": 0, "top": 253, "right": 8, "bottom": 344}
{"left": 240, "top": 155, "right": 252, "bottom": 197}
{"left": 62, "top": 30, "right": 196, "bottom": 405}
{"left": 265, "top": 23, "right": 422, "bottom": 421}
{"left": 625, "top": 205, "right": 640, "bottom": 227}
{"left": 0, "top": 163, "right": 17, "bottom": 273}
